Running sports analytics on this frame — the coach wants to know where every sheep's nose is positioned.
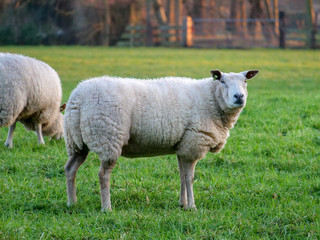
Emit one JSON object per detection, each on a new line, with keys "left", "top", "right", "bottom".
{"left": 234, "top": 93, "right": 244, "bottom": 100}
{"left": 234, "top": 93, "right": 244, "bottom": 105}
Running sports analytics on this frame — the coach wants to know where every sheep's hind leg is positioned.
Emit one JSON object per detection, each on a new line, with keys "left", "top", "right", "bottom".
{"left": 99, "top": 159, "right": 117, "bottom": 212}
{"left": 65, "top": 151, "right": 89, "bottom": 206}
{"left": 178, "top": 157, "right": 198, "bottom": 210}
{"left": 5, "top": 122, "right": 16, "bottom": 148}
{"left": 35, "top": 123, "right": 45, "bottom": 144}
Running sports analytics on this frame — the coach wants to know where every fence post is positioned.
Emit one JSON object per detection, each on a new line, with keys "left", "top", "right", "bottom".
{"left": 306, "top": 0, "right": 316, "bottom": 49}
{"left": 279, "top": 11, "right": 285, "bottom": 49}
{"left": 146, "top": 22, "right": 153, "bottom": 46}
{"left": 129, "top": 25, "right": 134, "bottom": 47}
{"left": 146, "top": 0, "right": 153, "bottom": 46}
{"left": 182, "top": 16, "right": 193, "bottom": 47}
{"left": 311, "top": 23, "right": 316, "bottom": 49}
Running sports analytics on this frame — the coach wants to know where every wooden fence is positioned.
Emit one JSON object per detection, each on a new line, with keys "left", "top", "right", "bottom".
{"left": 191, "top": 17, "right": 279, "bottom": 48}
{"left": 117, "top": 24, "right": 181, "bottom": 47}
{"left": 117, "top": 14, "right": 319, "bottom": 49}
{"left": 117, "top": 17, "right": 192, "bottom": 47}
{"left": 279, "top": 11, "right": 320, "bottom": 49}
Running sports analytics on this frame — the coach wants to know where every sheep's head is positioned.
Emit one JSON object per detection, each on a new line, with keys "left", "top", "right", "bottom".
{"left": 211, "top": 69, "right": 259, "bottom": 110}
{"left": 42, "top": 103, "right": 66, "bottom": 139}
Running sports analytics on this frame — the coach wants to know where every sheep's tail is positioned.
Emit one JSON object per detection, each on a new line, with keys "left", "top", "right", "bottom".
{"left": 64, "top": 97, "right": 85, "bottom": 155}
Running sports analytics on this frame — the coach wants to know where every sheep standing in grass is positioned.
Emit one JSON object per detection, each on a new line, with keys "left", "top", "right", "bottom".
{"left": 64, "top": 69, "right": 259, "bottom": 211}
{"left": 0, "top": 53, "right": 65, "bottom": 148}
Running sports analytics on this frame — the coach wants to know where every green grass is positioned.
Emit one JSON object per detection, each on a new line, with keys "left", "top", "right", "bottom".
{"left": 0, "top": 46, "right": 320, "bottom": 239}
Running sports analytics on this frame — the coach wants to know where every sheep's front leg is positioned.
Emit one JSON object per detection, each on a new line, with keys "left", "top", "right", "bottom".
{"left": 65, "top": 152, "right": 88, "bottom": 206}
{"left": 178, "top": 157, "right": 198, "bottom": 210}
{"left": 178, "top": 157, "right": 187, "bottom": 208}
{"left": 5, "top": 122, "right": 16, "bottom": 148}
{"left": 99, "top": 161, "right": 116, "bottom": 212}
{"left": 35, "top": 123, "right": 45, "bottom": 144}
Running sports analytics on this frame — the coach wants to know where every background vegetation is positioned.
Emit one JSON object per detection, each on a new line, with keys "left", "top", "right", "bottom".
{"left": 0, "top": 0, "right": 318, "bottom": 47}
{"left": 0, "top": 47, "right": 320, "bottom": 239}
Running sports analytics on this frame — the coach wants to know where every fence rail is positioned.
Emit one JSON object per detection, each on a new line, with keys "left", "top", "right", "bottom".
{"left": 193, "top": 18, "right": 276, "bottom": 23}
{"left": 117, "top": 24, "right": 183, "bottom": 47}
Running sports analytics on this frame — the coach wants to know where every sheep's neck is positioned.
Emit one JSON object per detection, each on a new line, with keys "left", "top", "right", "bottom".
{"left": 220, "top": 108, "right": 242, "bottom": 129}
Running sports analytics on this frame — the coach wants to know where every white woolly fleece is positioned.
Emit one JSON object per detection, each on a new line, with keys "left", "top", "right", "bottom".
{"left": 0, "top": 53, "right": 64, "bottom": 146}
{"left": 64, "top": 75, "right": 245, "bottom": 161}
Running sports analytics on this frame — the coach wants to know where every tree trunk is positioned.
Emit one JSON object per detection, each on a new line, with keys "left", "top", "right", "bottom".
{"left": 248, "top": 0, "right": 263, "bottom": 38}
{"left": 306, "top": 0, "right": 315, "bottom": 26}
{"left": 274, "top": 0, "right": 279, "bottom": 36}
{"left": 104, "top": 0, "right": 110, "bottom": 46}
{"left": 130, "top": 2, "right": 137, "bottom": 24}
{"left": 153, "top": 0, "right": 167, "bottom": 25}
{"left": 240, "top": 0, "right": 248, "bottom": 38}
{"left": 174, "top": 0, "right": 182, "bottom": 26}
{"left": 193, "top": 0, "right": 204, "bottom": 18}
{"left": 174, "top": 0, "right": 182, "bottom": 41}
{"left": 262, "top": 0, "right": 277, "bottom": 41}
{"left": 263, "top": 0, "right": 273, "bottom": 19}
{"left": 153, "top": 0, "right": 169, "bottom": 45}
{"left": 166, "top": 0, "right": 174, "bottom": 24}
{"left": 166, "top": 0, "right": 175, "bottom": 42}
{"left": 306, "top": 0, "right": 315, "bottom": 48}
{"left": 146, "top": 0, "right": 153, "bottom": 46}
{"left": 228, "top": 0, "right": 242, "bottom": 34}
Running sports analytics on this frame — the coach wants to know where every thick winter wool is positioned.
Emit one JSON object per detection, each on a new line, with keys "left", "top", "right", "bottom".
{"left": 64, "top": 70, "right": 259, "bottom": 211}
{"left": 0, "top": 53, "right": 64, "bottom": 147}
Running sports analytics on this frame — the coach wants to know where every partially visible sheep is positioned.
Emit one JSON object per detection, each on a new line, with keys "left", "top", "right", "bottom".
{"left": 0, "top": 53, "right": 65, "bottom": 148}
{"left": 64, "top": 69, "right": 259, "bottom": 211}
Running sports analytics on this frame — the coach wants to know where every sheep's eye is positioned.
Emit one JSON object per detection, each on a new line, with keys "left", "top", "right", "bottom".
{"left": 220, "top": 80, "right": 225, "bottom": 84}
{"left": 244, "top": 80, "right": 247, "bottom": 84}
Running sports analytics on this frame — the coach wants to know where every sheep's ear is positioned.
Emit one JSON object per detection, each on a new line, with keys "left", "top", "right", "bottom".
{"left": 210, "top": 69, "right": 222, "bottom": 80}
{"left": 242, "top": 70, "right": 259, "bottom": 80}
{"left": 60, "top": 103, "right": 66, "bottom": 112}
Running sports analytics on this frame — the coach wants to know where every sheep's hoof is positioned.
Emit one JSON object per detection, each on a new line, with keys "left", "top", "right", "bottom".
{"left": 67, "top": 201, "right": 77, "bottom": 207}
{"left": 101, "top": 207, "right": 112, "bottom": 212}
{"left": 191, "top": 206, "right": 198, "bottom": 211}
{"left": 179, "top": 202, "right": 187, "bottom": 209}
{"left": 182, "top": 205, "right": 197, "bottom": 211}
{"left": 4, "top": 142, "right": 12, "bottom": 148}
{"left": 186, "top": 207, "right": 197, "bottom": 211}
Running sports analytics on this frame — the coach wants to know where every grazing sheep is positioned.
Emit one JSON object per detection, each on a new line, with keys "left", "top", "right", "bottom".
{"left": 0, "top": 53, "right": 65, "bottom": 148}
{"left": 64, "top": 69, "right": 259, "bottom": 211}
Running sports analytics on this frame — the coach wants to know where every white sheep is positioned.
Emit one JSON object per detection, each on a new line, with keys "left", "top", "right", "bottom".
{"left": 0, "top": 53, "right": 65, "bottom": 148}
{"left": 64, "top": 69, "right": 259, "bottom": 211}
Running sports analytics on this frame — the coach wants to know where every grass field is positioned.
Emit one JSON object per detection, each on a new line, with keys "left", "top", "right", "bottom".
{"left": 0, "top": 46, "right": 320, "bottom": 239}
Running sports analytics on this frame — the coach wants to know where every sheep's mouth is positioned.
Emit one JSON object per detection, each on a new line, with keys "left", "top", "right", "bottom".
{"left": 232, "top": 100, "right": 245, "bottom": 108}
{"left": 234, "top": 99, "right": 244, "bottom": 105}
